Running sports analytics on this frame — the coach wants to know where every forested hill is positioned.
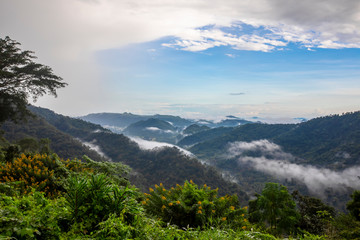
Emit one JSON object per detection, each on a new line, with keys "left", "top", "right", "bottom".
{"left": 190, "top": 111, "right": 360, "bottom": 169}
{"left": 274, "top": 112, "right": 360, "bottom": 168}
{"left": 1, "top": 116, "right": 105, "bottom": 162}
{"left": 1, "top": 106, "right": 249, "bottom": 202}
{"left": 189, "top": 123, "right": 294, "bottom": 159}
{"left": 185, "top": 112, "right": 360, "bottom": 211}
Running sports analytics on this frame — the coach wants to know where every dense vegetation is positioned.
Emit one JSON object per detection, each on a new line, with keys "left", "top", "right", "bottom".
{"left": 1, "top": 144, "right": 360, "bottom": 239}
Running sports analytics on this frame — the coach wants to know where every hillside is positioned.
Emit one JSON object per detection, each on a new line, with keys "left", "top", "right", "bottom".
{"left": 190, "top": 112, "right": 360, "bottom": 168}
{"left": 186, "top": 112, "right": 360, "bottom": 210}
{"left": 123, "top": 118, "right": 180, "bottom": 143}
{"left": 1, "top": 117, "right": 105, "bottom": 162}
{"left": 178, "top": 126, "right": 236, "bottom": 147}
{"left": 183, "top": 124, "right": 211, "bottom": 135}
{"left": 189, "top": 123, "right": 294, "bottom": 158}
{"left": 1, "top": 106, "right": 249, "bottom": 202}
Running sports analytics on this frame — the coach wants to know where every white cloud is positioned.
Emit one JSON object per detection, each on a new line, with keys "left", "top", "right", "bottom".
{"left": 227, "top": 140, "right": 360, "bottom": 195}
{"left": 130, "top": 137, "right": 193, "bottom": 156}
{"left": 163, "top": 27, "right": 288, "bottom": 52}
{"left": 1, "top": 0, "right": 360, "bottom": 116}
{"left": 78, "top": 139, "right": 110, "bottom": 160}
{"left": 2, "top": 0, "right": 359, "bottom": 58}
{"left": 146, "top": 127, "right": 162, "bottom": 131}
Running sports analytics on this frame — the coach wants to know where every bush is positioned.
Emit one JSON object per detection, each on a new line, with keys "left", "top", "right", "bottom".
{"left": 0, "top": 153, "right": 96, "bottom": 198}
{"left": 143, "top": 180, "right": 249, "bottom": 229}
{"left": 0, "top": 191, "right": 69, "bottom": 240}
{"left": 65, "top": 173, "right": 141, "bottom": 235}
{"left": 0, "top": 153, "right": 63, "bottom": 197}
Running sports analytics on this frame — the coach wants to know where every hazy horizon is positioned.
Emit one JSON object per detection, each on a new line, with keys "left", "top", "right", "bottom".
{"left": 1, "top": 0, "right": 360, "bottom": 122}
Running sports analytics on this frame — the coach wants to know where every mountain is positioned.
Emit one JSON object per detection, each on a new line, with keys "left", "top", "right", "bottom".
{"left": 190, "top": 112, "right": 360, "bottom": 169}
{"left": 178, "top": 127, "right": 234, "bottom": 147}
{"left": 186, "top": 112, "right": 360, "bottom": 210}
{"left": 216, "top": 118, "right": 253, "bottom": 127}
{"left": 123, "top": 118, "right": 180, "bottom": 143}
{"left": 183, "top": 124, "right": 210, "bottom": 135}
{"left": 194, "top": 117, "right": 253, "bottom": 128}
{"left": 189, "top": 123, "right": 294, "bottom": 159}
{"left": 1, "top": 116, "right": 106, "bottom": 162}
{"left": 1, "top": 106, "right": 249, "bottom": 202}
{"left": 80, "top": 112, "right": 193, "bottom": 133}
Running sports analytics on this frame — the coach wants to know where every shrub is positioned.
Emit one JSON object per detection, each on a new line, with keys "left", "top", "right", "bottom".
{"left": 65, "top": 173, "right": 141, "bottom": 235}
{"left": 143, "top": 180, "right": 249, "bottom": 229}
{"left": 0, "top": 191, "right": 70, "bottom": 240}
{"left": 0, "top": 153, "right": 96, "bottom": 198}
{"left": 0, "top": 153, "right": 63, "bottom": 197}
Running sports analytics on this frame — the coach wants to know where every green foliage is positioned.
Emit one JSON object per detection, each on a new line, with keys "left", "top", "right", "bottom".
{"left": 65, "top": 173, "right": 140, "bottom": 234}
{"left": 332, "top": 213, "right": 360, "bottom": 239}
{"left": 17, "top": 137, "right": 52, "bottom": 155}
{"left": 82, "top": 155, "right": 130, "bottom": 186}
{"left": 250, "top": 183, "right": 299, "bottom": 235}
{"left": 0, "top": 36, "right": 67, "bottom": 123}
{"left": 292, "top": 190, "right": 335, "bottom": 234}
{"left": 0, "top": 191, "right": 70, "bottom": 239}
{"left": 347, "top": 190, "right": 360, "bottom": 221}
{"left": 143, "top": 180, "right": 249, "bottom": 229}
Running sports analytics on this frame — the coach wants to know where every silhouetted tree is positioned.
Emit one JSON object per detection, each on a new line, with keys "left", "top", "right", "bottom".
{"left": 0, "top": 36, "right": 67, "bottom": 123}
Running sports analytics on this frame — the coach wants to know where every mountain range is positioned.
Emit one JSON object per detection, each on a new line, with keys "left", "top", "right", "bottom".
{"left": 1, "top": 106, "right": 248, "bottom": 203}
{"left": 2, "top": 106, "right": 360, "bottom": 211}
{"left": 80, "top": 109, "right": 360, "bottom": 211}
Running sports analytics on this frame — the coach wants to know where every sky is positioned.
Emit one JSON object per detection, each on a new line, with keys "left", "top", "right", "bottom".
{"left": 1, "top": 0, "right": 360, "bottom": 122}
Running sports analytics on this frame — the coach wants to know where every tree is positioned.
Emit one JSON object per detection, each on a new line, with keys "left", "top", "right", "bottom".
{"left": 347, "top": 190, "right": 360, "bottom": 221}
{"left": 251, "top": 183, "right": 299, "bottom": 235}
{"left": 0, "top": 36, "right": 67, "bottom": 123}
{"left": 292, "top": 190, "right": 335, "bottom": 234}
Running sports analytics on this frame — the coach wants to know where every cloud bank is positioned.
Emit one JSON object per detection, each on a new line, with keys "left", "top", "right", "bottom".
{"left": 130, "top": 137, "right": 193, "bottom": 156}
{"left": 227, "top": 140, "right": 360, "bottom": 195}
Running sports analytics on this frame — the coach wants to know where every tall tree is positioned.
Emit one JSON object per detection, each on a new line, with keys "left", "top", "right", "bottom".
{"left": 0, "top": 36, "right": 67, "bottom": 123}
{"left": 252, "top": 183, "right": 299, "bottom": 235}
{"left": 292, "top": 190, "right": 335, "bottom": 234}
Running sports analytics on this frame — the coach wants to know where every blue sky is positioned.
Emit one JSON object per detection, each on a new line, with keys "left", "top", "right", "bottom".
{"left": 96, "top": 30, "right": 360, "bottom": 121}
{"left": 1, "top": 0, "right": 360, "bottom": 122}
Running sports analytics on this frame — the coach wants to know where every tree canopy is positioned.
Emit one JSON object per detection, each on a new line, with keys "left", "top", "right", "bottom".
{"left": 0, "top": 36, "right": 67, "bottom": 123}
{"left": 249, "top": 183, "right": 299, "bottom": 235}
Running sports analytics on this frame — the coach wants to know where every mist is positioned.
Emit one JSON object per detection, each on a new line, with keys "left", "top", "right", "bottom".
{"left": 227, "top": 140, "right": 360, "bottom": 195}
{"left": 78, "top": 139, "right": 110, "bottom": 160}
{"left": 130, "top": 137, "right": 193, "bottom": 156}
